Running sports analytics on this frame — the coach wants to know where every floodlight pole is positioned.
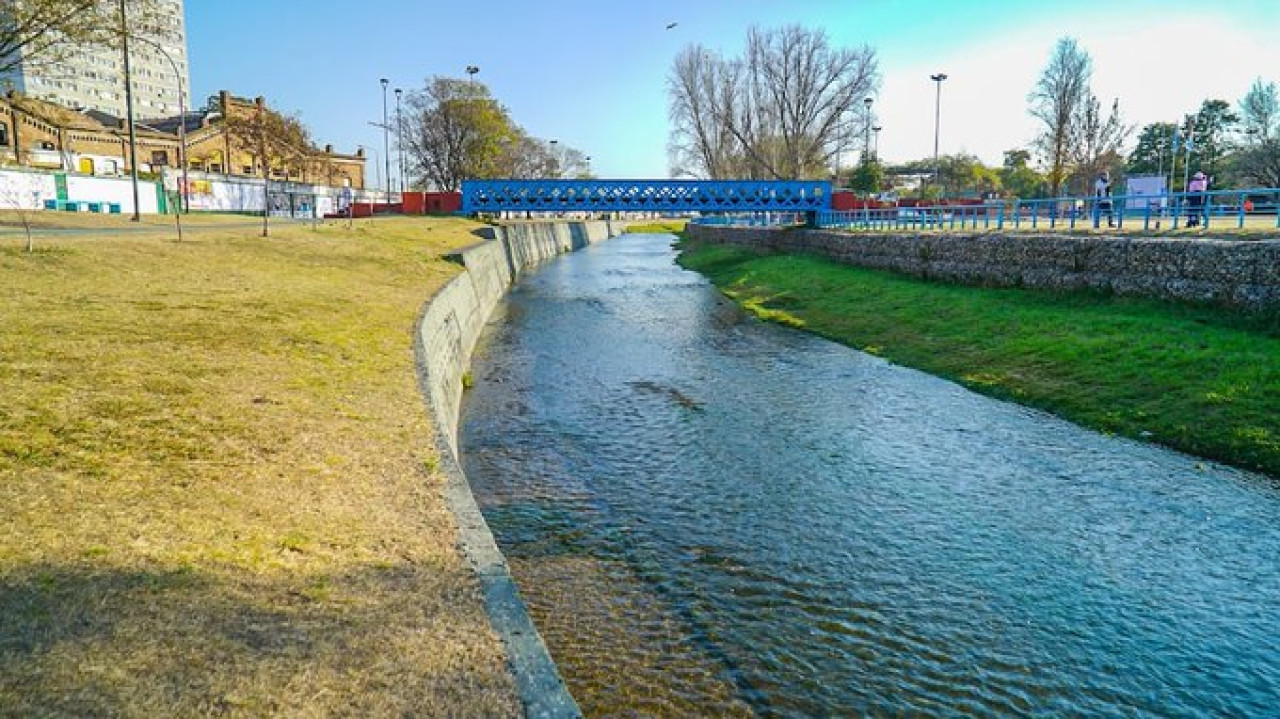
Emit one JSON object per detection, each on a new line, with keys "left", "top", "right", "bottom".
{"left": 930, "top": 73, "right": 948, "bottom": 192}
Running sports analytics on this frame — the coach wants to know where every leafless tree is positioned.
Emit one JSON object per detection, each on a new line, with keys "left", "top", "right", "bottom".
{"left": 667, "top": 25, "right": 879, "bottom": 180}
{"left": 667, "top": 46, "right": 742, "bottom": 178}
{"left": 1029, "top": 37, "right": 1092, "bottom": 195}
{"left": 1068, "top": 95, "right": 1132, "bottom": 192}
{"left": 221, "top": 102, "right": 314, "bottom": 236}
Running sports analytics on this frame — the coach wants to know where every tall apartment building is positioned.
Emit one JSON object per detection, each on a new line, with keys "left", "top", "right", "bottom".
{"left": 2, "top": 0, "right": 189, "bottom": 119}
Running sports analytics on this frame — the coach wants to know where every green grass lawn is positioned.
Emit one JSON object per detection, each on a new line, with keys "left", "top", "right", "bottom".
{"left": 677, "top": 242, "right": 1280, "bottom": 477}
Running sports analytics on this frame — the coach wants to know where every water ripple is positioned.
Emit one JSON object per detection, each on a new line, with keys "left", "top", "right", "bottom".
{"left": 461, "top": 234, "right": 1280, "bottom": 717}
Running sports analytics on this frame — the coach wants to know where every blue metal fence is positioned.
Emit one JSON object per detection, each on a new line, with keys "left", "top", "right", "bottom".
{"left": 462, "top": 179, "right": 832, "bottom": 214}
{"left": 810, "top": 188, "right": 1280, "bottom": 233}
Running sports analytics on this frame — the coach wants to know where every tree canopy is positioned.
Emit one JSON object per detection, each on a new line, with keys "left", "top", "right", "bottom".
{"left": 0, "top": 0, "right": 160, "bottom": 75}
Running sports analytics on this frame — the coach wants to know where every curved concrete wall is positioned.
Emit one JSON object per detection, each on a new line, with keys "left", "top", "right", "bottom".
{"left": 686, "top": 225, "right": 1280, "bottom": 311}
{"left": 414, "top": 220, "right": 623, "bottom": 719}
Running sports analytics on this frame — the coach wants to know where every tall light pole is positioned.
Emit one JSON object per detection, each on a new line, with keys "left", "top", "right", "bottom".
{"left": 930, "top": 73, "right": 948, "bottom": 192}
{"left": 118, "top": 0, "right": 141, "bottom": 221}
{"left": 863, "top": 96, "right": 874, "bottom": 163}
{"left": 379, "top": 78, "right": 391, "bottom": 204}
{"left": 394, "top": 87, "right": 405, "bottom": 193}
{"left": 466, "top": 65, "right": 479, "bottom": 85}
{"left": 548, "top": 139, "right": 560, "bottom": 178}
{"left": 128, "top": 34, "right": 187, "bottom": 214}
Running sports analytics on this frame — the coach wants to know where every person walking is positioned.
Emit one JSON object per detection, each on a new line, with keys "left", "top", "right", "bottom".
{"left": 1186, "top": 171, "right": 1209, "bottom": 228}
{"left": 1094, "top": 171, "right": 1115, "bottom": 228}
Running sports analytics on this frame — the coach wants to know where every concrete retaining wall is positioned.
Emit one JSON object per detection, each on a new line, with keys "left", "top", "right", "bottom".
{"left": 414, "top": 219, "right": 624, "bottom": 718}
{"left": 685, "top": 225, "right": 1280, "bottom": 311}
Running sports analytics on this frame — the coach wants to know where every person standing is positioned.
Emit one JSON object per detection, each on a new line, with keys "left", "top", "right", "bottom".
{"left": 1186, "top": 171, "right": 1209, "bottom": 227}
{"left": 1094, "top": 171, "right": 1115, "bottom": 228}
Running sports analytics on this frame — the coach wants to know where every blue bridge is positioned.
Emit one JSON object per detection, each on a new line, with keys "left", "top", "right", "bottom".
{"left": 461, "top": 179, "right": 832, "bottom": 214}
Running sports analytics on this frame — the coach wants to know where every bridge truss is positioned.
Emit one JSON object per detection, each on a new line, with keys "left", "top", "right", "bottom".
{"left": 461, "top": 179, "right": 832, "bottom": 214}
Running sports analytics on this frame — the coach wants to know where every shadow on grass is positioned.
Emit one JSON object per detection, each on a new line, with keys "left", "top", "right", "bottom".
{"left": 0, "top": 562, "right": 516, "bottom": 716}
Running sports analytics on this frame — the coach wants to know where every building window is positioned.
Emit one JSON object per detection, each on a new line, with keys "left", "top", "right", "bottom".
{"left": 0, "top": 123, "right": 8, "bottom": 146}
{"left": 151, "top": 150, "right": 169, "bottom": 166}
{"left": 242, "top": 165, "right": 253, "bottom": 174}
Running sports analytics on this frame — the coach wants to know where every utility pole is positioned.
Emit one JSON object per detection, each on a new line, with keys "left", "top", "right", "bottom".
{"left": 119, "top": 0, "right": 141, "bottom": 221}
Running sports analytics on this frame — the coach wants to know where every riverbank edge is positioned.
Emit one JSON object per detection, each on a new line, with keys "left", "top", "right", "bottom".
{"left": 676, "top": 237, "right": 1278, "bottom": 477}
{"left": 413, "top": 219, "right": 624, "bottom": 719}
{"left": 685, "top": 224, "right": 1280, "bottom": 312}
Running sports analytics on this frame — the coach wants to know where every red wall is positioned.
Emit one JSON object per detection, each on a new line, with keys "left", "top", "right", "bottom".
{"left": 402, "top": 192, "right": 462, "bottom": 214}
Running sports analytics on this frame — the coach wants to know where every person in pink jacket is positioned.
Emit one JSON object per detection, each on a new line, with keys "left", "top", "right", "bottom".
{"left": 1186, "top": 171, "right": 1209, "bottom": 227}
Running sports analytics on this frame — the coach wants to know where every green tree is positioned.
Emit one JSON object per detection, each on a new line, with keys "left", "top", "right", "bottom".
{"left": 1189, "top": 99, "right": 1239, "bottom": 181}
{"left": 1126, "top": 122, "right": 1176, "bottom": 176}
{"left": 0, "top": 0, "right": 162, "bottom": 75}
{"left": 404, "top": 77, "right": 520, "bottom": 192}
{"left": 1001, "top": 149, "right": 1047, "bottom": 198}
{"left": 936, "top": 153, "right": 1001, "bottom": 197}
{"left": 847, "top": 158, "right": 884, "bottom": 194}
{"left": 1234, "top": 78, "right": 1280, "bottom": 188}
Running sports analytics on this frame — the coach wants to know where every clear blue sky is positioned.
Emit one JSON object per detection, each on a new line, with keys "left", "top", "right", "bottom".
{"left": 187, "top": 0, "right": 1279, "bottom": 182}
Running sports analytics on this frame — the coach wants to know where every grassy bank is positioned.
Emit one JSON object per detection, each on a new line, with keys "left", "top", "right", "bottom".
{"left": 0, "top": 214, "right": 519, "bottom": 715}
{"left": 677, "top": 242, "right": 1280, "bottom": 477}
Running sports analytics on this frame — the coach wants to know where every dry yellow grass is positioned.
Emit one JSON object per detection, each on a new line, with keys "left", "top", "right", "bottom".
{"left": 0, "top": 213, "right": 520, "bottom": 716}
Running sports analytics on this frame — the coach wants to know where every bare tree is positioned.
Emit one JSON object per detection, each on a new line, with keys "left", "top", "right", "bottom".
{"left": 221, "top": 101, "right": 314, "bottom": 236}
{"left": 1068, "top": 95, "right": 1132, "bottom": 192}
{"left": 667, "top": 25, "right": 879, "bottom": 180}
{"left": 667, "top": 46, "right": 743, "bottom": 178}
{"left": 1030, "top": 37, "right": 1092, "bottom": 195}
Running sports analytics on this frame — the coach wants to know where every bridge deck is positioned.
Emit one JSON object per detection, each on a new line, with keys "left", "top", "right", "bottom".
{"left": 461, "top": 179, "right": 832, "bottom": 213}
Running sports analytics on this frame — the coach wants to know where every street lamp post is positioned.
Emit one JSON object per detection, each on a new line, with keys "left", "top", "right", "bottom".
{"left": 466, "top": 65, "right": 479, "bottom": 84}
{"left": 379, "top": 78, "right": 391, "bottom": 204}
{"left": 128, "top": 35, "right": 188, "bottom": 214}
{"left": 394, "top": 87, "right": 405, "bottom": 193}
{"left": 930, "top": 73, "right": 948, "bottom": 192}
{"left": 118, "top": 0, "right": 141, "bottom": 221}
{"left": 863, "top": 96, "right": 874, "bottom": 163}
{"left": 548, "top": 139, "right": 560, "bottom": 178}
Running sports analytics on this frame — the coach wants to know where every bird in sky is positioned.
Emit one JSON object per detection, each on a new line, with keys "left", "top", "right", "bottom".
{"left": 666, "top": 22, "right": 678, "bottom": 29}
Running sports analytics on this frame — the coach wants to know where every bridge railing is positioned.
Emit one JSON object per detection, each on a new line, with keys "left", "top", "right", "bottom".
{"left": 813, "top": 187, "right": 1280, "bottom": 233}
{"left": 462, "top": 179, "right": 832, "bottom": 214}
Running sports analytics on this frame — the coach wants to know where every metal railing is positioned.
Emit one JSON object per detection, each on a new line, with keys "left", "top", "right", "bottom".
{"left": 814, "top": 187, "right": 1280, "bottom": 233}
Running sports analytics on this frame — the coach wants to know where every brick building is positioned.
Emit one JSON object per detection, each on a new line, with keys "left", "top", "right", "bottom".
{"left": 0, "top": 90, "right": 365, "bottom": 189}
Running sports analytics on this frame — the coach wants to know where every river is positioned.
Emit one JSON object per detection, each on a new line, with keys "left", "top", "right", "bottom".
{"left": 459, "top": 232, "right": 1279, "bottom": 717}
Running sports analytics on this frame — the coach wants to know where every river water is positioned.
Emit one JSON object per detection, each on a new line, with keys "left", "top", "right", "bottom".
{"left": 458, "top": 232, "right": 1279, "bottom": 717}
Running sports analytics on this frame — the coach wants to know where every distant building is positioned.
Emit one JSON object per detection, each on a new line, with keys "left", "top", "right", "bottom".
{"left": 0, "top": 90, "right": 366, "bottom": 189}
{"left": 1, "top": 0, "right": 189, "bottom": 119}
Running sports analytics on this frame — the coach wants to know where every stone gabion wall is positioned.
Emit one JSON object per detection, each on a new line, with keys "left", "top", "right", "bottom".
{"left": 685, "top": 225, "right": 1280, "bottom": 311}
